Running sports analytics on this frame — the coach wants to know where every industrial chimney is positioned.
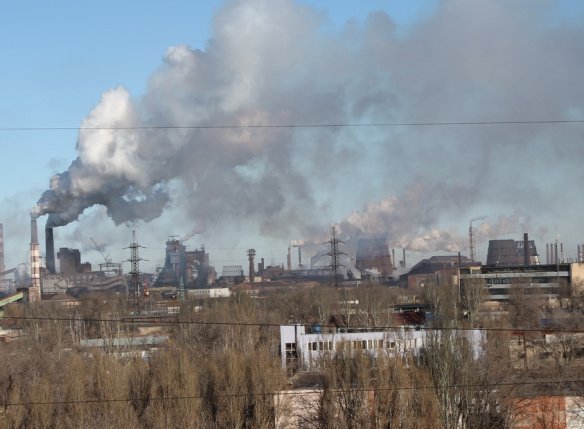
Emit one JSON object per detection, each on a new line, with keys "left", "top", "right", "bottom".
{"left": 523, "top": 233, "right": 530, "bottom": 266}
{"left": 0, "top": 223, "right": 4, "bottom": 274}
{"left": 29, "top": 216, "right": 41, "bottom": 300}
{"left": 247, "top": 248, "right": 256, "bottom": 283}
{"left": 298, "top": 246, "right": 302, "bottom": 269}
{"left": 45, "top": 221, "right": 55, "bottom": 274}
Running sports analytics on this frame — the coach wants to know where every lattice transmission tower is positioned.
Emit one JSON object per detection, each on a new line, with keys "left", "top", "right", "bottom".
{"left": 128, "top": 230, "right": 143, "bottom": 315}
{"left": 325, "top": 226, "right": 346, "bottom": 287}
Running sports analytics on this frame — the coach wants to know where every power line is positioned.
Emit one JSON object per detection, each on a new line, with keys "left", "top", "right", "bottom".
{"left": 4, "top": 315, "right": 584, "bottom": 334}
{"left": 2, "top": 378, "right": 583, "bottom": 408}
{"left": 1, "top": 119, "right": 584, "bottom": 132}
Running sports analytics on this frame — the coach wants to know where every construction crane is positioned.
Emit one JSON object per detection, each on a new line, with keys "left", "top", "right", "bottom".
{"left": 90, "top": 237, "right": 111, "bottom": 264}
{"left": 90, "top": 237, "right": 122, "bottom": 277}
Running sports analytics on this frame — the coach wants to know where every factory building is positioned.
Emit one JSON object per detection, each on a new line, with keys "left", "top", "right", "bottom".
{"left": 40, "top": 220, "right": 127, "bottom": 296}
{"left": 400, "top": 255, "right": 476, "bottom": 288}
{"left": 153, "top": 238, "right": 216, "bottom": 288}
{"left": 57, "top": 248, "right": 85, "bottom": 275}
{"left": 459, "top": 263, "right": 584, "bottom": 303}
{"left": 355, "top": 238, "right": 393, "bottom": 281}
{"left": 486, "top": 234, "right": 539, "bottom": 266}
{"left": 220, "top": 265, "right": 245, "bottom": 284}
{"left": 280, "top": 324, "right": 485, "bottom": 371}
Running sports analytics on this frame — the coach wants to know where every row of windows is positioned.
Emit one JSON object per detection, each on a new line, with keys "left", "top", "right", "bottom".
{"left": 488, "top": 287, "right": 559, "bottom": 295}
{"left": 306, "top": 339, "right": 417, "bottom": 352}
{"left": 486, "top": 277, "right": 558, "bottom": 285}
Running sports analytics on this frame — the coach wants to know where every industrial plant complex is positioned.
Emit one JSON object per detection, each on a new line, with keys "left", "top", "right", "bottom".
{"left": 1, "top": 216, "right": 584, "bottom": 311}
{"left": 3, "top": 216, "right": 584, "bottom": 428}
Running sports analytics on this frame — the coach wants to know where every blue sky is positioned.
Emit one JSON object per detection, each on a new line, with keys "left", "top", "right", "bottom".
{"left": 1, "top": 0, "right": 583, "bottom": 274}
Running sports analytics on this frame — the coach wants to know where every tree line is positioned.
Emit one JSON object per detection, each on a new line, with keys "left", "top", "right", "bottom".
{"left": 1, "top": 282, "right": 584, "bottom": 428}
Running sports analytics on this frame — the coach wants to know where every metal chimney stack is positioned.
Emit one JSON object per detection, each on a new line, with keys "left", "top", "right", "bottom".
{"left": 247, "top": 248, "right": 256, "bottom": 283}
{"left": 523, "top": 233, "right": 530, "bottom": 266}
{"left": 45, "top": 221, "right": 55, "bottom": 274}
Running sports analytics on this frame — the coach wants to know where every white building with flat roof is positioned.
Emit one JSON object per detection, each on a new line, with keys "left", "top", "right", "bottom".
{"left": 280, "top": 324, "right": 485, "bottom": 370}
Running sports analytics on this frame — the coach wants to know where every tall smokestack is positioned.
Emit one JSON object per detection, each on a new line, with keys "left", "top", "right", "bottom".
{"left": 402, "top": 248, "right": 406, "bottom": 268}
{"left": 29, "top": 216, "right": 41, "bottom": 298}
{"left": 287, "top": 245, "right": 291, "bottom": 272}
{"left": 469, "top": 222, "right": 475, "bottom": 262}
{"left": 523, "top": 233, "right": 529, "bottom": 266}
{"left": 45, "top": 222, "right": 55, "bottom": 274}
{"left": 247, "top": 248, "right": 256, "bottom": 283}
{"left": 31, "top": 216, "right": 38, "bottom": 244}
{"left": 0, "top": 223, "right": 4, "bottom": 274}
{"left": 298, "top": 246, "right": 302, "bottom": 269}
{"left": 392, "top": 248, "right": 395, "bottom": 270}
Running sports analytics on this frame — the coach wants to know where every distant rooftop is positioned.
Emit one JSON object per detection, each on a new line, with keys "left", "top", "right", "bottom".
{"left": 407, "top": 255, "right": 475, "bottom": 275}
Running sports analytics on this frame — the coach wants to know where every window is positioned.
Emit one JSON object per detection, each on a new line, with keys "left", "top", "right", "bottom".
{"left": 285, "top": 343, "right": 297, "bottom": 360}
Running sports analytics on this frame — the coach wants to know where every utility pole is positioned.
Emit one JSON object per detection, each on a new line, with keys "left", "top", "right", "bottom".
{"left": 128, "top": 231, "right": 143, "bottom": 315}
{"left": 325, "top": 226, "right": 346, "bottom": 287}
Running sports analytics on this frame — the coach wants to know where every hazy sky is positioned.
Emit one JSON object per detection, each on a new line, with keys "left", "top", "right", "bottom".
{"left": 1, "top": 0, "right": 583, "bottom": 274}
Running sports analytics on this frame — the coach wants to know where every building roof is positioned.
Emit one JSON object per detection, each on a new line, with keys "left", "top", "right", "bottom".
{"left": 407, "top": 255, "right": 474, "bottom": 275}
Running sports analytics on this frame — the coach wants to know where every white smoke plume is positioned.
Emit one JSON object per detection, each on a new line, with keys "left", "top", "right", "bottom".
{"left": 336, "top": 180, "right": 469, "bottom": 252}
{"left": 30, "top": 0, "right": 584, "bottom": 260}
{"left": 473, "top": 212, "right": 532, "bottom": 242}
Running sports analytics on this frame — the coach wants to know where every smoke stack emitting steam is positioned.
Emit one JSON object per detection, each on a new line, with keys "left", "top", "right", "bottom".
{"left": 29, "top": 0, "right": 578, "bottom": 254}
